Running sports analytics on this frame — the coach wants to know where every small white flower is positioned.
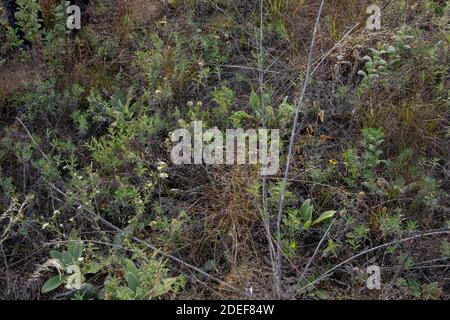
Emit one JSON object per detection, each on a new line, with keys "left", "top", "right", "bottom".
{"left": 42, "top": 223, "right": 50, "bottom": 229}
{"left": 157, "top": 161, "right": 167, "bottom": 171}
{"left": 187, "top": 101, "right": 194, "bottom": 107}
{"left": 69, "top": 218, "right": 74, "bottom": 222}
{"left": 198, "top": 60, "right": 205, "bottom": 68}
{"left": 159, "top": 172, "right": 169, "bottom": 179}
{"left": 196, "top": 101, "right": 203, "bottom": 107}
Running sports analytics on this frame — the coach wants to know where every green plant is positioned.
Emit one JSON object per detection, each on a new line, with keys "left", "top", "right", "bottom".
{"left": 103, "top": 257, "right": 185, "bottom": 300}
{"left": 229, "top": 110, "right": 253, "bottom": 127}
{"left": 398, "top": 278, "right": 442, "bottom": 300}
{"left": 16, "top": 79, "right": 59, "bottom": 121}
{"left": 212, "top": 85, "right": 235, "bottom": 124}
{"left": 342, "top": 147, "right": 360, "bottom": 186}
{"left": 134, "top": 34, "right": 165, "bottom": 91}
{"left": 357, "top": 38, "right": 410, "bottom": 94}
{"left": 346, "top": 226, "right": 369, "bottom": 251}
{"left": 200, "top": 34, "right": 228, "bottom": 67}
{"left": 379, "top": 214, "right": 403, "bottom": 237}
{"left": 14, "top": 0, "right": 43, "bottom": 44}
{"left": 282, "top": 199, "right": 336, "bottom": 257}
{"left": 41, "top": 1, "right": 67, "bottom": 73}
{"left": 323, "top": 239, "right": 339, "bottom": 258}
{"left": 440, "top": 240, "right": 450, "bottom": 257}
{"left": 361, "top": 127, "right": 384, "bottom": 191}
{"left": 42, "top": 240, "right": 86, "bottom": 293}
{"left": 298, "top": 199, "right": 337, "bottom": 230}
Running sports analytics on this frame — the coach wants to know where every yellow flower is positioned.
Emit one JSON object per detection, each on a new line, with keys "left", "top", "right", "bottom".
{"left": 289, "top": 241, "right": 297, "bottom": 250}
{"left": 328, "top": 159, "right": 338, "bottom": 166}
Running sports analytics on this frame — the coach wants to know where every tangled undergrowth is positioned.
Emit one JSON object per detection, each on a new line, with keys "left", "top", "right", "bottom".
{"left": 0, "top": 0, "right": 449, "bottom": 299}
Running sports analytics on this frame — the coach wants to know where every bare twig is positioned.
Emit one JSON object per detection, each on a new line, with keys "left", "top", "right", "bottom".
{"left": 257, "top": 0, "right": 278, "bottom": 297}
{"left": 274, "top": 0, "right": 326, "bottom": 297}
{"left": 16, "top": 117, "right": 50, "bottom": 162}
{"left": 298, "top": 218, "right": 335, "bottom": 285}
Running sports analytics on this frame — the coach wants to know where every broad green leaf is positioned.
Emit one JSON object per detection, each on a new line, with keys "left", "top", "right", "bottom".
{"left": 125, "top": 272, "right": 139, "bottom": 292}
{"left": 299, "top": 199, "right": 311, "bottom": 220}
{"left": 124, "top": 259, "right": 138, "bottom": 277}
{"left": 357, "top": 70, "right": 367, "bottom": 77}
{"left": 49, "top": 250, "right": 62, "bottom": 260}
{"left": 303, "top": 220, "right": 312, "bottom": 230}
{"left": 68, "top": 241, "right": 83, "bottom": 261}
{"left": 153, "top": 277, "right": 178, "bottom": 296}
{"left": 82, "top": 261, "right": 102, "bottom": 274}
{"left": 305, "top": 206, "right": 313, "bottom": 222}
{"left": 249, "top": 91, "right": 260, "bottom": 112}
{"left": 312, "top": 211, "right": 337, "bottom": 226}
{"left": 41, "top": 275, "right": 64, "bottom": 293}
{"left": 62, "top": 250, "right": 74, "bottom": 266}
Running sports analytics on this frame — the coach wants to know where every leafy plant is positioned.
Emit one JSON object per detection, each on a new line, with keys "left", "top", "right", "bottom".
{"left": 14, "top": 0, "right": 43, "bottom": 44}
{"left": 361, "top": 128, "right": 384, "bottom": 191}
{"left": 357, "top": 40, "right": 409, "bottom": 93}
{"left": 297, "top": 199, "right": 337, "bottom": 230}
{"left": 346, "top": 226, "right": 370, "bottom": 251}
{"left": 212, "top": 85, "right": 235, "bottom": 123}
{"left": 42, "top": 240, "right": 86, "bottom": 293}
{"left": 282, "top": 199, "right": 336, "bottom": 257}
{"left": 440, "top": 240, "right": 450, "bottom": 258}
{"left": 342, "top": 147, "right": 360, "bottom": 186}
{"left": 103, "top": 258, "right": 185, "bottom": 300}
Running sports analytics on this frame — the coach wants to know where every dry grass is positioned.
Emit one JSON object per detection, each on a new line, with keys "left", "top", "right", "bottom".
{"left": 0, "top": 62, "right": 39, "bottom": 103}
{"left": 114, "top": 0, "right": 163, "bottom": 39}
{"left": 180, "top": 165, "right": 274, "bottom": 297}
